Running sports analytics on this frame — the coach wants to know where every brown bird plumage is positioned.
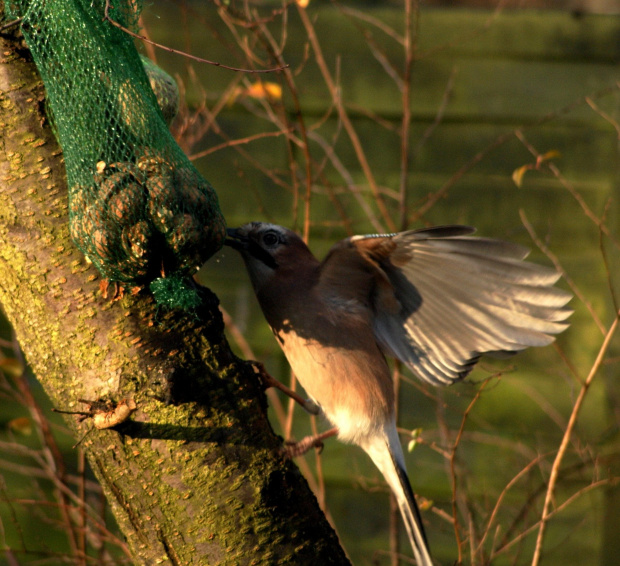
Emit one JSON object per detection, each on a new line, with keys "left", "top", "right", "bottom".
{"left": 226, "top": 222, "right": 571, "bottom": 565}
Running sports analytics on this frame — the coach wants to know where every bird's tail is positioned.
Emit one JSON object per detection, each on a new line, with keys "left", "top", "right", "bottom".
{"left": 363, "top": 425, "right": 433, "bottom": 566}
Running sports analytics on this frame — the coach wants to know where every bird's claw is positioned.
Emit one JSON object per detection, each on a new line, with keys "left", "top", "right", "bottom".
{"left": 281, "top": 427, "right": 339, "bottom": 458}
{"left": 282, "top": 435, "right": 325, "bottom": 458}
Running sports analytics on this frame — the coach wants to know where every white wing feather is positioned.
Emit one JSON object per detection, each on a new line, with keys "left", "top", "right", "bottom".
{"left": 369, "top": 227, "right": 572, "bottom": 385}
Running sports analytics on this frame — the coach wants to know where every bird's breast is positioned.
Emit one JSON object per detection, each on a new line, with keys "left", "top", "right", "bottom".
{"left": 271, "top": 312, "right": 395, "bottom": 445}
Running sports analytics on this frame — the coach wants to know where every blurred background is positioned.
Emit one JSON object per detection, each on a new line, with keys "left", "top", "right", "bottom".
{"left": 1, "top": 0, "right": 619, "bottom": 564}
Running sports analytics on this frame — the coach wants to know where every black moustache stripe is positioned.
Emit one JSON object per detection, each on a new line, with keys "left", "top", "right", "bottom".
{"left": 248, "top": 241, "right": 278, "bottom": 269}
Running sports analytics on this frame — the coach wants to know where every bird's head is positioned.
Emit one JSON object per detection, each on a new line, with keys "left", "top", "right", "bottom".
{"left": 225, "top": 222, "right": 317, "bottom": 290}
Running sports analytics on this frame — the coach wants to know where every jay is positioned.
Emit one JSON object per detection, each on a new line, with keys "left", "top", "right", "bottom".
{"left": 226, "top": 222, "right": 571, "bottom": 566}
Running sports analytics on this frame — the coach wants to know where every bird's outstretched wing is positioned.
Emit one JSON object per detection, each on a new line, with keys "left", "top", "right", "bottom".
{"left": 342, "top": 226, "right": 572, "bottom": 385}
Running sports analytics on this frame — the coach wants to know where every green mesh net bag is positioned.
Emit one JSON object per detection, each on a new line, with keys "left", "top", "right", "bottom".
{"left": 5, "top": 0, "right": 226, "bottom": 284}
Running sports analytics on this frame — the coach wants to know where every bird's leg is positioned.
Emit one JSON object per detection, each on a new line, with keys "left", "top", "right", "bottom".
{"left": 283, "top": 427, "right": 339, "bottom": 458}
{"left": 251, "top": 361, "right": 320, "bottom": 415}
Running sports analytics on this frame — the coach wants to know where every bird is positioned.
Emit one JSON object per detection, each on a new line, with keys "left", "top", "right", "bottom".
{"left": 225, "top": 222, "right": 571, "bottom": 565}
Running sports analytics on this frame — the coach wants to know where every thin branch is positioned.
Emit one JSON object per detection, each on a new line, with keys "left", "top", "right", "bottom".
{"left": 411, "top": 65, "right": 457, "bottom": 162}
{"left": 188, "top": 128, "right": 293, "bottom": 161}
{"left": 531, "top": 312, "right": 620, "bottom": 566}
{"left": 515, "top": 129, "right": 620, "bottom": 251}
{"left": 450, "top": 381, "right": 489, "bottom": 563}
{"left": 476, "top": 453, "right": 547, "bottom": 557}
{"left": 494, "top": 477, "right": 619, "bottom": 561}
{"left": 12, "top": 343, "right": 81, "bottom": 557}
{"left": 249, "top": 13, "right": 315, "bottom": 241}
{"left": 337, "top": 4, "right": 405, "bottom": 48}
{"left": 102, "top": 1, "right": 288, "bottom": 74}
{"left": 585, "top": 96, "right": 620, "bottom": 137}
{"left": 398, "top": 0, "right": 418, "bottom": 231}
{"left": 296, "top": 3, "right": 395, "bottom": 232}
{"left": 195, "top": 105, "right": 293, "bottom": 194}
{"left": 337, "top": 6, "right": 403, "bottom": 91}
{"left": 78, "top": 449, "right": 86, "bottom": 566}
{"left": 306, "top": 130, "right": 385, "bottom": 234}
{"left": 412, "top": 83, "right": 620, "bottom": 223}
{"left": 219, "top": 307, "right": 334, "bottom": 517}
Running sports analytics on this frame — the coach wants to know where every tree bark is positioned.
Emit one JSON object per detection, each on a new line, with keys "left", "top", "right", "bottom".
{"left": 0, "top": 14, "right": 350, "bottom": 566}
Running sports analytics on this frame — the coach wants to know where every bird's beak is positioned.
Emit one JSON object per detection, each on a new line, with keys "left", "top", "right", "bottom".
{"left": 225, "top": 228, "right": 247, "bottom": 251}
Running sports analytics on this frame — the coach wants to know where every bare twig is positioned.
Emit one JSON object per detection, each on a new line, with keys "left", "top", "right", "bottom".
{"left": 189, "top": 128, "right": 293, "bottom": 161}
{"left": 306, "top": 130, "right": 385, "bottom": 233}
{"left": 219, "top": 307, "right": 332, "bottom": 514}
{"left": 398, "top": 0, "right": 418, "bottom": 231}
{"left": 494, "top": 477, "right": 619, "bottom": 561}
{"left": 476, "top": 453, "right": 547, "bottom": 557}
{"left": 337, "top": 4, "right": 405, "bottom": 48}
{"left": 515, "top": 129, "right": 620, "bottom": 251}
{"left": 11, "top": 340, "right": 81, "bottom": 557}
{"left": 413, "top": 83, "right": 620, "bottom": 223}
{"left": 411, "top": 66, "right": 457, "bottom": 162}
{"left": 296, "top": 3, "right": 395, "bottom": 232}
{"left": 531, "top": 312, "right": 620, "bottom": 566}
{"left": 450, "top": 381, "right": 490, "bottom": 562}
{"left": 246, "top": 13, "right": 315, "bottom": 240}
{"left": 102, "top": 0, "right": 288, "bottom": 74}
{"left": 585, "top": 96, "right": 620, "bottom": 137}
{"left": 77, "top": 448, "right": 87, "bottom": 566}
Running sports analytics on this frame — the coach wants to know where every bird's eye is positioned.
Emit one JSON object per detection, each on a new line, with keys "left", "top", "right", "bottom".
{"left": 262, "top": 231, "right": 280, "bottom": 248}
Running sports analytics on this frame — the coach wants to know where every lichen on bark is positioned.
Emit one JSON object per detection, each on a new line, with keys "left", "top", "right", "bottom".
{"left": 0, "top": 10, "right": 350, "bottom": 565}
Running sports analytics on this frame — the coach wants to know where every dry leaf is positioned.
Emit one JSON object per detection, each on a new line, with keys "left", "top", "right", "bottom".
{"left": 244, "top": 82, "right": 282, "bottom": 101}
{"left": 512, "top": 165, "right": 530, "bottom": 188}
{"left": 229, "top": 81, "right": 283, "bottom": 106}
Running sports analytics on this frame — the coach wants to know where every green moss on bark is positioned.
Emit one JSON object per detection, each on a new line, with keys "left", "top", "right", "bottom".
{"left": 0, "top": 13, "right": 350, "bottom": 566}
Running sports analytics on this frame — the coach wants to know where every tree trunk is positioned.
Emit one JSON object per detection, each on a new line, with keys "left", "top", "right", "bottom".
{"left": 0, "top": 14, "right": 350, "bottom": 566}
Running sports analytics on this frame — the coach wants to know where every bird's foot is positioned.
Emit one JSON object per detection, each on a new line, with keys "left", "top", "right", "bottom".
{"left": 282, "top": 427, "right": 339, "bottom": 458}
